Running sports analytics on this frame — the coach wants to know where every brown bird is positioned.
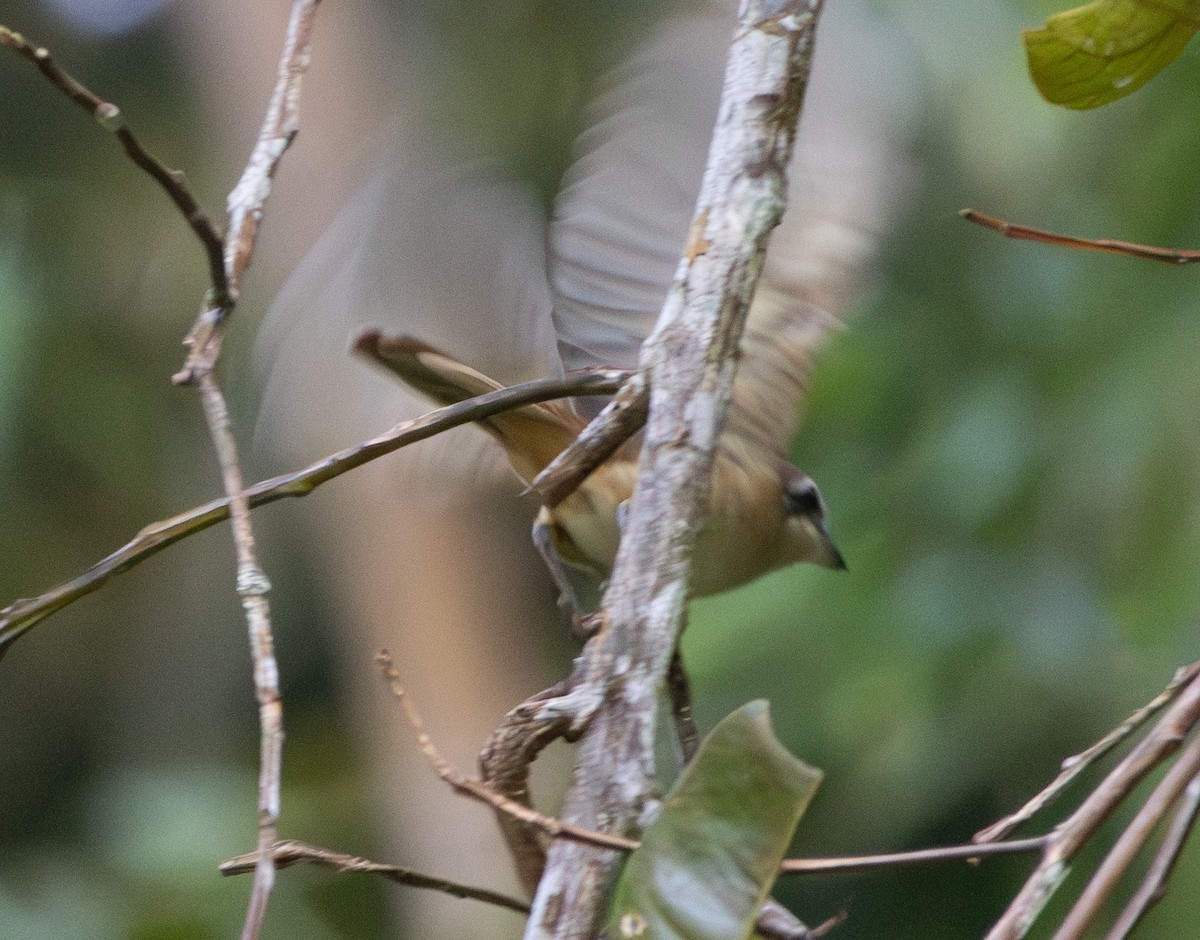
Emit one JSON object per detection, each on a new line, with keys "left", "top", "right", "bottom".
{"left": 258, "top": 2, "right": 911, "bottom": 605}
{"left": 354, "top": 328, "right": 845, "bottom": 605}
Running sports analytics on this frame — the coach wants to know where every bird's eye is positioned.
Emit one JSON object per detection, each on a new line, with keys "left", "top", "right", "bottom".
{"left": 783, "top": 478, "right": 823, "bottom": 517}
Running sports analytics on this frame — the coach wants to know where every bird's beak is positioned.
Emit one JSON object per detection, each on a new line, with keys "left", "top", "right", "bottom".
{"left": 815, "top": 518, "right": 848, "bottom": 572}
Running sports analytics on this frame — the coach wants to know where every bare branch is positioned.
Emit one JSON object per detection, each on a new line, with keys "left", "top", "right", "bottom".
{"left": 529, "top": 374, "right": 649, "bottom": 507}
{"left": 0, "top": 368, "right": 628, "bottom": 658}
{"left": 961, "top": 209, "right": 1200, "bottom": 266}
{"left": 528, "top": 3, "right": 825, "bottom": 935}
{"left": 382, "top": 650, "right": 1045, "bottom": 895}
{"left": 976, "top": 660, "right": 1200, "bottom": 844}
{"left": 1053, "top": 733, "right": 1200, "bottom": 940}
{"left": 984, "top": 667, "right": 1200, "bottom": 939}
{"left": 0, "top": 25, "right": 228, "bottom": 300}
{"left": 1106, "top": 774, "right": 1200, "bottom": 939}
{"left": 780, "top": 837, "right": 1048, "bottom": 876}
{"left": 377, "top": 651, "right": 639, "bottom": 857}
{"left": 220, "top": 839, "right": 531, "bottom": 915}
{"left": 175, "top": 0, "right": 321, "bottom": 385}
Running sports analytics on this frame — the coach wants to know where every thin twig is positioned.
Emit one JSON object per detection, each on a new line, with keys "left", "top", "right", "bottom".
{"left": 985, "top": 668, "right": 1200, "bottom": 939}
{"left": 529, "top": 373, "right": 649, "bottom": 507}
{"left": 178, "top": 4, "right": 318, "bottom": 936}
{"left": 780, "top": 837, "right": 1048, "bottom": 875}
{"left": 175, "top": 0, "right": 321, "bottom": 384}
{"left": 976, "top": 661, "right": 1200, "bottom": 844}
{"left": 1106, "top": 774, "right": 1200, "bottom": 939}
{"left": 220, "top": 839, "right": 531, "bottom": 915}
{"left": 194, "top": 372, "right": 282, "bottom": 940}
{"left": 376, "top": 651, "right": 639, "bottom": 856}
{"left": 381, "top": 639, "right": 1049, "bottom": 882}
{"left": 0, "top": 368, "right": 628, "bottom": 657}
{"left": 1053, "top": 733, "right": 1200, "bottom": 940}
{"left": 0, "top": 25, "right": 228, "bottom": 300}
{"left": 961, "top": 209, "right": 1200, "bottom": 266}
{"left": 807, "top": 911, "right": 849, "bottom": 939}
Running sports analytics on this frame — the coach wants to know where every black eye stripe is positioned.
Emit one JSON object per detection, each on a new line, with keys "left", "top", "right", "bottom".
{"left": 783, "top": 481, "right": 822, "bottom": 517}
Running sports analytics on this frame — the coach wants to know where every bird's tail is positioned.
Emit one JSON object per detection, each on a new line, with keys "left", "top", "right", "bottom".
{"left": 354, "top": 330, "right": 583, "bottom": 484}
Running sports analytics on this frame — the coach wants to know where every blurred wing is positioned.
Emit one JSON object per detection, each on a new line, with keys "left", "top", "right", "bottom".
{"left": 549, "top": 0, "right": 916, "bottom": 450}
{"left": 549, "top": 9, "right": 725, "bottom": 373}
{"left": 728, "top": 0, "right": 918, "bottom": 456}
{"left": 254, "top": 153, "right": 558, "bottom": 486}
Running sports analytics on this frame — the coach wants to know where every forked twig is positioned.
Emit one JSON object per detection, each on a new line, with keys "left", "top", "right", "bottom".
{"left": 184, "top": 5, "right": 320, "bottom": 935}
{"left": 0, "top": 25, "right": 228, "bottom": 298}
{"left": 530, "top": 374, "right": 649, "bottom": 507}
{"left": 5, "top": 8, "right": 319, "bottom": 936}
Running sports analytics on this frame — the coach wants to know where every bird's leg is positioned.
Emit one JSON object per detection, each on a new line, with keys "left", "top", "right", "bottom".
{"left": 532, "top": 515, "right": 597, "bottom": 638}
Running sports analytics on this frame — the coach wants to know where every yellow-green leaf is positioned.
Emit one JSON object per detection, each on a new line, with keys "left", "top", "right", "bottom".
{"left": 1024, "top": 0, "right": 1200, "bottom": 108}
{"left": 604, "top": 702, "right": 822, "bottom": 940}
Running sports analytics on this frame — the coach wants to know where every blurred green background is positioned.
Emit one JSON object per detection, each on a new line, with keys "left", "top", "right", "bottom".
{"left": 2, "top": 0, "right": 1200, "bottom": 937}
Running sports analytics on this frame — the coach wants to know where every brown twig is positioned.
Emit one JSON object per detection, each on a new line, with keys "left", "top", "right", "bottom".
{"left": 0, "top": 368, "right": 628, "bottom": 657}
{"left": 174, "top": 0, "right": 321, "bottom": 384}
{"left": 219, "top": 839, "right": 531, "bottom": 915}
{"left": 529, "top": 373, "right": 649, "bottom": 507}
{"left": 381, "top": 652, "right": 1046, "bottom": 887}
{"left": 984, "top": 667, "right": 1200, "bottom": 939}
{"left": 377, "top": 651, "right": 639, "bottom": 856}
{"left": 807, "top": 911, "right": 849, "bottom": 939}
{"left": 193, "top": 371, "right": 282, "bottom": 940}
{"left": 4, "top": 14, "right": 316, "bottom": 936}
{"left": 780, "top": 836, "right": 1048, "bottom": 875}
{"left": 976, "top": 660, "right": 1200, "bottom": 844}
{"left": 961, "top": 209, "right": 1200, "bottom": 266}
{"left": 0, "top": 25, "right": 228, "bottom": 301}
{"left": 176, "top": 4, "right": 317, "bottom": 935}
{"left": 1106, "top": 773, "right": 1200, "bottom": 939}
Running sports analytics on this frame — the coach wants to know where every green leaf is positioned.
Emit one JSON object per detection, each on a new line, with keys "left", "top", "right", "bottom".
{"left": 605, "top": 701, "right": 822, "bottom": 940}
{"left": 1023, "top": 0, "right": 1200, "bottom": 108}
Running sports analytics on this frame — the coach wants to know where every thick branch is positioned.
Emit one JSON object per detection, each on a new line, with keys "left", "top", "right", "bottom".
{"left": 525, "top": 3, "right": 823, "bottom": 937}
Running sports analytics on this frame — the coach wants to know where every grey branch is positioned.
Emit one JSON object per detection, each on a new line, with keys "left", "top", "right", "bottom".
{"left": 525, "top": 3, "right": 825, "bottom": 937}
